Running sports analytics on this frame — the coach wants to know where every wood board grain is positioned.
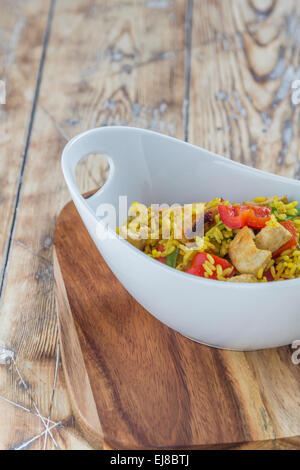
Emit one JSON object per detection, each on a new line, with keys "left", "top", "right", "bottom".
{"left": 54, "top": 198, "right": 300, "bottom": 450}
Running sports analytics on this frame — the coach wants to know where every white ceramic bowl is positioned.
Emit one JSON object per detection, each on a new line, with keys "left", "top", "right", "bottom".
{"left": 62, "top": 126, "right": 300, "bottom": 351}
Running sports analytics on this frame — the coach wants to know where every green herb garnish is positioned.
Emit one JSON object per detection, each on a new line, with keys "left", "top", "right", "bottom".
{"left": 166, "top": 248, "right": 180, "bottom": 268}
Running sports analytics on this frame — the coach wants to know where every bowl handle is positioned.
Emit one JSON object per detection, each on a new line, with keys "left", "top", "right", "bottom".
{"left": 61, "top": 127, "right": 123, "bottom": 219}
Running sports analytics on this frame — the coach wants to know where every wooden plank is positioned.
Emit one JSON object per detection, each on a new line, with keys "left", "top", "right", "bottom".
{"left": 0, "top": 0, "right": 55, "bottom": 450}
{"left": 187, "top": 0, "right": 300, "bottom": 448}
{"left": 54, "top": 249, "right": 103, "bottom": 449}
{"left": 0, "top": 0, "right": 188, "bottom": 449}
{"left": 0, "top": 0, "right": 51, "bottom": 281}
{"left": 189, "top": 0, "right": 300, "bottom": 178}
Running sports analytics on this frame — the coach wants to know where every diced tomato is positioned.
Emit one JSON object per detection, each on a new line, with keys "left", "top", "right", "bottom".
{"left": 218, "top": 205, "right": 271, "bottom": 229}
{"left": 272, "top": 220, "right": 298, "bottom": 258}
{"left": 185, "top": 252, "right": 235, "bottom": 279}
{"left": 156, "top": 244, "right": 166, "bottom": 264}
{"left": 264, "top": 269, "right": 275, "bottom": 282}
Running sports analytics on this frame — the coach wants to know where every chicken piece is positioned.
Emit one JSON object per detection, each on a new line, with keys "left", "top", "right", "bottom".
{"left": 228, "top": 274, "right": 257, "bottom": 283}
{"left": 255, "top": 225, "right": 292, "bottom": 253}
{"left": 119, "top": 202, "right": 148, "bottom": 250}
{"left": 229, "top": 226, "right": 272, "bottom": 276}
{"left": 246, "top": 227, "right": 255, "bottom": 239}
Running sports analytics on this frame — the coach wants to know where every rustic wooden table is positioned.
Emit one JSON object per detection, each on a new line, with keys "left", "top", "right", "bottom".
{"left": 0, "top": 0, "right": 299, "bottom": 450}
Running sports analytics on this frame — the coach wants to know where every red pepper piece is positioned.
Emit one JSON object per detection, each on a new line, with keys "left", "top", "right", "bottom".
{"left": 264, "top": 269, "right": 275, "bottom": 282}
{"left": 218, "top": 205, "right": 271, "bottom": 229}
{"left": 272, "top": 220, "right": 298, "bottom": 258}
{"left": 186, "top": 252, "right": 235, "bottom": 279}
{"left": 156, "top": 244, "right": 166, "bottom": 264}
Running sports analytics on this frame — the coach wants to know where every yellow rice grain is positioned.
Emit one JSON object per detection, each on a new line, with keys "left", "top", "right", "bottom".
{"left": 254, "top": 197, "right": 267, "bottom": 202}
{"left": 270, "top": 266, "right": 276, "bottom": 278}
{"left": 257, "top": 268, "right": 264, "bottom": 279}
{"left": 216, "top": 265, "right": 223, "bottom": 277}
{"left": 290, "top": 265, "right": 297, "bottom": 275}
{"left": 203, "top": 262, "right": 214, "bottom": 276}
{"left": 207, "top": 254, "right": 215, "bottom": 264}
{"left": 223, "top": 267, "right": 233, "bottom": 277}
{"left": 286, "top": 201, "right": 298, "bottom": 210}
{"left": 208, "top": 262, "right": 216, "bottom": 271}
{"left": 286, "top": 208, "right": 298, "bottom": 216}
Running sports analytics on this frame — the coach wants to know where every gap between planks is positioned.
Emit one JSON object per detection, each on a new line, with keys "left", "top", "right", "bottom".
{"left": 0, "top": 0, "right": 56, "bottom": 306}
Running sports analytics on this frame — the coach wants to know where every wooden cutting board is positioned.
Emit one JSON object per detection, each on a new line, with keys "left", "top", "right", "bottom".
{"left": 54, "top": 197, "right": 300, "bottom": 450}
